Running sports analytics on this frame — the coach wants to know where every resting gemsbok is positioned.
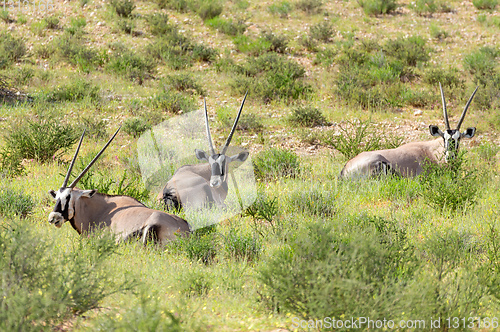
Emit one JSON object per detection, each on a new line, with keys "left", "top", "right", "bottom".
{"left": 340, "top": 84, "right": 478, "bottom": 179}
{"left": 48, "top": 128, "right": 190, "bottom": 244}
{"left": 158, "top": 94, "right": 249, "bottom": 210}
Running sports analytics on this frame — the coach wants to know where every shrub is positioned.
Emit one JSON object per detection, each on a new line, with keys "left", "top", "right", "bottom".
{"left": 47, "top": 78, "right": 100, "bottom": 102}
{"left": 285, "top": 186, "right": 336, "bottom": 217}
{"left": 1, "top": 116, "right": 77, "bottom": 163}
{"left": 181, "top": 269, "right": 212, "bottom": 296}
{"left": 229, "top": 53, "right": 311, "bottom": 103}
{"left": 268, "top": 1, "right": 293, "bottom": 17}
{"left": 123, "top": 117, "right": 152, "bottom": 138}
{"left": 54, "top": 33, "right": 98, "bottom": 70}
{"left": 322, "top": 119, "right": 402, "bottom": 159}
{"left": 163, "top": 73, "right": 204, "bottom": 95}
{"left": 78, "top": 115, "right": 108, "bottom": 139}
{"left": 423, "top": 67, "right": 463, "bottom": 88}
{"left": 31, "top": 21, "right": 48, "bottom": 36}
{"left": 178, "top": 227, "right": 218, "bottom": 264}
{"left": 236, "top": 113, "right": 264, "bottom": 132}
{"left": 463, "top": 47, "right": 499, "bottom": 85}
{"left": 197, "top": 0, "right": 223, "bottom": 20}
{"left": 358, "top": 0, "right": 397, "bottom": 15}
{"left": 295, "top": 0, "right": 323, "bottom": 13}
{"left": 473, "top": 0, "right": 497, "bottom": 9}
{"left": 384, "top": 35, "right": 431, "bottom": 67}
{"left": 44, "top": 16, "right": 60, "bottom": 29}
{"left": 34, "top": 44, "right": 56, "bottom": 59}
{"left": 0, "top": 10, "right": 12, "bottom": 23}
{"left": 232, "top": 35, "right": 273, "bottom": 55}
{"left": 110, "top": 0, "right": 135, "bottom": 17}
{"left": 154, "top": 0, "right": 188, "bottom": 11}
{"left": 288, "top": 106, "right": 328, "bottom": 127}
{"left": 253, "top": 147, "right": 299, "bottom": 180}
{"left": 429, "top": 23, "right": 448, "bottom": 40}
{"left": 65, "top": 17, "right": 87, "bottom": 35}
{"left": 419, "top": 152, "right": 482, "bottom": 212}
{"left": 151, "top": 89, "right": 196, "bottom": 114}
{"left": 0, "top": 32, "right": 26, "bottom": 69}
{"left": 0, "top": 189, "right": 35, "bottom": 218}
{"left": 223, "top": 229, "right": 261, "bottom": 261}
{"left": 116, "top": 18, "right": 135, "bottom": 34}
{"left": 13, "top": 66, "right": 34, "bottom": 86}
{"left": 206, "top": 16, "right": 246, "bottom": 36}
{"left": 410, "top": 0, "right": 437, "bottom": 15}
{"left": 106, "top": 46, "right": 155, "bottom": 84}
{"left": 0, "top": 223, "right": 132, "bottom": 331}
{"left": 309, "top": 20, "right": 335, "bottom": 42}
{"left": 244, "top": 195, "right": 279, "bottom": 223}
{"left": 147, "top": 13, "right": 175, "bottom": 36}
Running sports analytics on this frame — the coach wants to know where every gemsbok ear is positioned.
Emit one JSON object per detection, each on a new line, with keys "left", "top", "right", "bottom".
{"left": 49, "top": 190, "right": 57, "bottom": 198}
{"left": 462, "top": 127, "right": 476, "bottom": 138}
{"left": 195, "top": 149, "right": 209, "bottom": 161}
{"left": 81, "top": 189, "right": 97, "bottom": 198}
{"left": 229, "top": 151, "right": 249, "bottom": 163}
{"left": 429, "top": 125, "right": 444, "bottom": 137}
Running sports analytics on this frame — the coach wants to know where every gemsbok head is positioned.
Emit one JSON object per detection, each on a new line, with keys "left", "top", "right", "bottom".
{"left": 339, "top": 84, "right": 478, "bottom": 179}
{"left": 159, "top": 94, "right": 249, "bottom": 210}
{"left": 49, "top": 128, "right": 190, "bottom": 244}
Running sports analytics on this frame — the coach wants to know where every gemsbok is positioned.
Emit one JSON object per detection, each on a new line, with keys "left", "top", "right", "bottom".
{"left": 158, "top": 94, "right": 249, "bottom": 210}
{"left": 339, "top": 84, "right": 478, "bottom": 179}
{"left": 48, "top": 128, "right": 190, "bottom": 244}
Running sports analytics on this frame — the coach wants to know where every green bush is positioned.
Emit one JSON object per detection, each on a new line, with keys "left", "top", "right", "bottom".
{"left": 151, "top": 89, "right": 196, "bottom": 114}
{"left": 65, "top": 17, "right": 87, "bottom": 35}
{"left": 410, "top": 0, "right": 437, "bottom": 15}
{"left": 429, "top": 22, "right": 448, "bottom": 40}
{"left": 0, "top": 189, "right": 35, "bottom": 218}
{"left": 197, "top": 0, "right": 223, "bottom": 20}
{"left": 123, "top": 117, "right": 152, "bottom": 138}
{"left": 236, "top": 113, "right": 264, "bottom": 132}
{"left": 178, "top": 228, "right": 218, "bottom": 264}
{"left": 253, "top": 147, "right": 300, "bottom": 180}
{"left": 0, "top": 10, "right": 12, "bottom": 23}
{"left": 110, "top": 0, "right": 136, "bottom": 17}
{"left": 106, "top": 45, "right": 155, "bottom": 84}
{"left": 288, "top": 106, "right": 328, "bottom": 127}
{"left": 473, "top": 0, "right": 497, "bottom": 9}
{"left": 295, "top": 0, "right": 323, "bottom": 13}
{"left": 54, "top": 33, "right": 99, "bottom": 71}
{"left": 423, "top": 67, "right": 463, "bottom": 88}
{"left": 358, "top": 0, "right": 397, "bottom": 15}
{"left": 309, "top": 20, "right": 334, "bottom": 42}
{"left": 31, "top": 21, "right": 48, "bottom": 36}
{"left": 384, "top": 35, "right": 431, "bottom": 67}
{"left": 78, "top": 115, "right": 108, "bottom": 139}
{"left": 47, "top": 78, "right": 100, "bottom": 102}
{"left": 43, "top": 15, "right": 60, "bottom": 29}
{"left": 1, "top": 116, "right": 77, "bottom": 163}
{"left": 463, "top": 47, "right": 499, "bottom": 85}
{"left": 206, "top": 16, "right": 246, "bottom": 36}
{"left": 0, "top": 32, "right": 26, "bottom": 69}
{"left": 419, "top": 152, "right": 482, "bottom": 212}
{"left": 268, "top": 1, "right": 293, "bottom": 17}
{"left": 229, "top": 53, "right": 311, "bottom": 103}
{"left": 181, "top": 269, "right": 212, "bottom": 296}
{"left": 147, "top": 12, "right": 175, "bottom": 36}
{"left": 0, "top": 223, "right": 132, "bottom": 331}
{"left": 223, "top": 229, "right": 261, "bottom": 261}
{"left": 163, "top": 73, "right": 204, "bottom": 95}
{"left": 285, "top": 186, "right": 336, "bottom": 217}
{"left": 116, "top": 17, "right": 135, "bottom": 34}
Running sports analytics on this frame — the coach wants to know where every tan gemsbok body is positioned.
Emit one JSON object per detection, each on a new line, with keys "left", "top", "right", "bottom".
{"left": 48, "top": 128, "right": 190, "bottom": 244}
{"left": 158, "top": 94, "right": 249, "bottom": 210}
{"left": 340, "top": 84, "right": 478, "bottom": 179}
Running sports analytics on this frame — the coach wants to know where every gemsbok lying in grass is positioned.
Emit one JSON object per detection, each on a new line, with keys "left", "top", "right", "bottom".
{"left": 158, "top": 94, "right": 249, "bottom": 210}
{"left": 339, "top": 84, "right": 478, "bottom": 179}
{"left": 48, "top": 128, "right": 190, "bottom": 244}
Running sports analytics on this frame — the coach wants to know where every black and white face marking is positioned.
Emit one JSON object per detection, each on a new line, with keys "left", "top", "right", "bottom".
{"left": 195, "top": 149, "right": 249, "bottom": 188}
{"left": 48, "top": 188, "right": 73, "bottom": 228}
{"left": 429, "top": 125, "right": 476, "bottom": 161}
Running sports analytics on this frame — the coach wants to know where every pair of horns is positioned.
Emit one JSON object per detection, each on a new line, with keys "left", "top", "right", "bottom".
{"left": 61, "top": 127, "right": 121, "bottom": 189}
{"left": 204, "top": 92, "right": 247, "bottom": 156}
{"left": 440, "top": 83, "right": 478, "bottom": 131}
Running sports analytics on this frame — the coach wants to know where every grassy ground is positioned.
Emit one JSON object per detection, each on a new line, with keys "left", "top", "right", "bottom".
{"left": 1, "top": 0, "right": 500, "bottom": 330}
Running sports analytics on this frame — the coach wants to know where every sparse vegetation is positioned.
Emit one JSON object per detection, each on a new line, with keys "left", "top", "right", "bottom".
{"left": 473, "top": 0, "right": 498, "bottom": 10}
{"left": 288, "top": 106, "right": 328, "bottom": 127}
{"left": 358, "top": 0, "right": 397, "bottom": 15}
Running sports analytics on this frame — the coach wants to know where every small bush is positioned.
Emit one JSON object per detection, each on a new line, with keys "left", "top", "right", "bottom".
{"left": 384, "top": 35, "right": 431, "bottom": 67}
{"left": 47, "top": 78, "right": 100, "bottom": 102}
{"left": 429, "top": 23, "right": 448, "bottom": 40}
{"left": 65, "top": 17, "right": 87, "bottom": 35}
{"left": 286, "top": 186, "right": 336, "bottom": 217}
{"left": 0, "top": 32, "right": 26, "bottom": 69}
{"left": 288, "top": 106, "right": 328, "bottom": 127}
{"left": 54, "top": 33, "right": 98, "bottom": 71}
{"left": 78, "top": 115, "right": 108, "bottom": 139}
{"left": 110, "top": 0, "right": 136, "bottom": 18}
{"left": 309, "top": 20, "right": 335, "bottom": 42}
{"left": 151, "top": 89, "right": 196, "bottom": 114}
{"left": 181, "top": 269, "right": 212, "bottom": 296}
{"left": 463, "top": 47, "right": 499, "bottom": 85}
{"left": 423, "top": 67, "right": 463, "bottom": 88}
{"left": 0, "top": 10, "right": 12, "bottom": 23}
{"left": 197, "top": 0, "right": 223, "bottom": 21}
{"left": 116, "top": 18, "right": 135, "bottom": 34}
{"left": 123, "top": 117, "right": 152, "bottom": 138}
{"left": 268, "top": 1, "right": 293, "bottom": 17}
{"left": 147, "top": 13, "right": 175, "bottom": 36}
{"left": 473, "top": 0, "right": 497, "bottom": 9}
{"left": 295, "top": 0, "right": 323, "bottom": 13}
{"left": 178, "top": 228, "right": 218, "bottom": 264}
{"left": 253, "top": 147, "right": 299, "bottom": 180}
{"left": 163, "top": 73, "right": 204, "bottom": 95}
{"left": 12, "top": 66, "right": 34, "bottom": 86}
{"left": 1, "top": 116, "right": 77, "bottom": 163}
{"left": 34, "top": 44, "right": 56, "bottom": 59}
{"left": 206, "top": 16, "right": 246, "bottom": 36}
{"left": 223, "top": 229, "right": 261, "bottom": 261}
{"left": 31, "top": 21, "right": 48, "bottom": 36}
{"left": 410, "top": 0, "right": 437, "bottom": 15}
{"left": 106, "top": 44, "right": 155, "bottom": 84}
{"left": 154, "top": 0, "right": 188, "bottom": 11}
{"left": 358, "top": 0, "right": 397, "bottom": 15}
{"left": 0, "top": 189, "right": 35, "bottom": 218}
{"left": 419, "top": 152, "right": 482, "bottom": 212}
{"left": 44, "top": 16, "right": 60, "bottom": 29}
{"left": 236, "top": 113, "right": 264, "bottom": 132}
{"left": 244, "top": 195, "right": 279, "bottom": 223}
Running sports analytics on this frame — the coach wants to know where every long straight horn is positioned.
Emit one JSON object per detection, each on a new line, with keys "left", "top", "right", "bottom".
{"left": 204, "top": 98, "right": 215, "bottom": 155}
{"left": 439, "top": 83, "right": 450, "bottom": 130}
{"left": 62, "top": 129, "right": 86, "bottom": 188}
{"left": 221, "top": 92, "right": 247, "bottom": 155}
{"left": 457, "top": 86, "right": 479, "bottom": 131}
{"left": 69, "top": 126, "right": 121, "bottom": 188}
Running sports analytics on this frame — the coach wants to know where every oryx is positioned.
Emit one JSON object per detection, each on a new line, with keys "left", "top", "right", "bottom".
{"left": 48, "top": 128, "right": 190, "bottom": 244}
{"left": 158, "top": 94, "right": 249, "bottom": 210}
{"left": 339, "top": 84, "right": 478, "bottom": 179}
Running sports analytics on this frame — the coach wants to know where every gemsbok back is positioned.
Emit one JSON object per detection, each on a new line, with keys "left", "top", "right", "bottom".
{"left": 340, "top": 84, "right": 478, "bottom": 179}
{"left": 48, "top": 128, "right": 190, "bottom": 244}
{"left": 158, "top": 94, "right": 249, "bottom": 210}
